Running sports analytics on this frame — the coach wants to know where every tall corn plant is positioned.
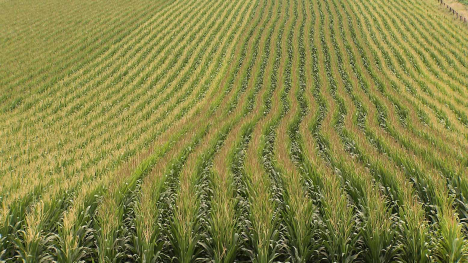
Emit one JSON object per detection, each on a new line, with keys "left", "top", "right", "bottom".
{"left": 133, "top": 180, "right": 165, "bottom": 262}
{"left": 14, "top": 189, "right": 75, "bottom": 262}
{"left": 13, "top": 201, "right": 51, "bottom": 262}
{"left": 55, "top": 185, "right": 104, "bottom": 262}
{"left": 169, "top": 183, "right": 202, "bottom": 263}
{"left": 204, "top": 180, "right": 239, "bottom": 263}
{"left": 96, "top": 178, "right": 140, "bottom": 263}
{"left": 282, "top": 177, "right": 319, "bottom": 262}
{"left": 0, "top": 187, "right": 41, "bottom": 261}
{"left": 245, "top": 175, "right": 281, "bottom": 263}
{"left": 318, "top": 178, "right": 362, "bottom": 263}
{"left": 359, "top": 194, "right": 398, "bottom": 262}
{"left": 433, "top": 194, "right": 468, "bottom": 263}
{"left": 395, "top": 192, "right": 431, "bottom": 263}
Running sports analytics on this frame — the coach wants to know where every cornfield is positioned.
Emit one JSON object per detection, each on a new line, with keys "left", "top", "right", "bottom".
{"left": 1, "top": 0, "right": 468, "bottom": 261}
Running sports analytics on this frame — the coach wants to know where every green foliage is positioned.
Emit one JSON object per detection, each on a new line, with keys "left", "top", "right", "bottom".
{"left": 1, "top": 0, "right": 468, "bottom": 261}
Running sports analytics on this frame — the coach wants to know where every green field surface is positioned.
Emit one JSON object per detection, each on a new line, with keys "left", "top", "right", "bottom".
{"left": 1, "top": 0, "right": 468, "bottom": 261}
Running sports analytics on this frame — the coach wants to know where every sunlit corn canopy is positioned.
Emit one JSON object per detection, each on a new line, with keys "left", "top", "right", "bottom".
{"left": 1, "top": 0, "right": 468, "bottom": 261}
